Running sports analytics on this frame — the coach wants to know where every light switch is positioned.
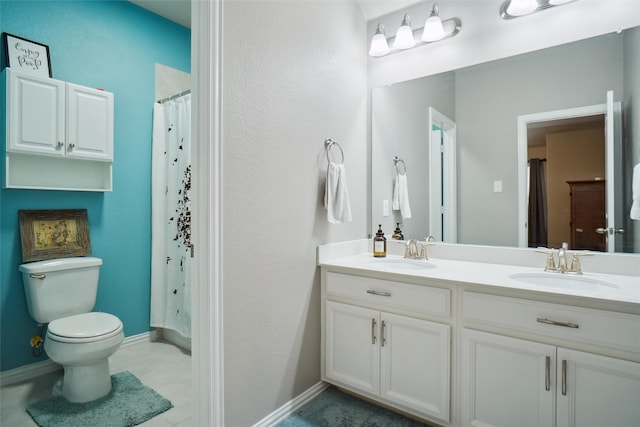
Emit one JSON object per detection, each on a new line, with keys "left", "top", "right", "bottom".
{"left": 493, "top": 181, "right": 503, "bottom": 193}
{"left": 383, "top": 199, "right": 390, "bottom": 216}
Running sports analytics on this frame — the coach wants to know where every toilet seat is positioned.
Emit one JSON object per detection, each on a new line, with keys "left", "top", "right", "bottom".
{"left": 47, "top": 312, "right": 123, "bottom": 343}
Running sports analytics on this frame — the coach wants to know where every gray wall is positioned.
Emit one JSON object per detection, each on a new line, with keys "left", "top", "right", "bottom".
{"left": 222, "top": 1, "right": 367, "bottom": 425}
{"left": 455, "top": 33, "right": 624, "bottom": 246}
{"left": 372, "top": 72, "right": 455, "bottom": 239}
{"left": 623, "top": 27, "right": 640, "bottom": 252}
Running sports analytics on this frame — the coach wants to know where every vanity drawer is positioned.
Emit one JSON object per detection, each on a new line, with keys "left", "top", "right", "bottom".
{"left": 325, "top": 271, "right": 450, "bottom": 318}
{"left": 463, "top": 292, "right": 640, "bottom": 353}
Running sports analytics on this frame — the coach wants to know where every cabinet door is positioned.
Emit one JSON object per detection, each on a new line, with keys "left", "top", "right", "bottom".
{"left": 325, "top": 301, "right": 380, "bottom": 395}
{"left": 7, "top": 70, "right": 65, "bottom": 156}
{"left": 380, "top": 312, "right": 450, "bottom": 423}
{"left": 556, "top": 348, "right": 640, "bottom": 427}
{"left": 66, "top": 83, "right": 114, "bottom": 161}
{"left": 461, "top": 329, "right": 555, "bottom": 427}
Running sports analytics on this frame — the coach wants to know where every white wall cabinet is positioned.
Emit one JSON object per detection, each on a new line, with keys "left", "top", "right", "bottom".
{"left": 322, "top": 272, "right": 451, "bottom": 424}
{"left": 461, "top": 292, "right": 640, "bottom": 427}
{"left": 3, "top": 68, "right": 114, "bottom": 191}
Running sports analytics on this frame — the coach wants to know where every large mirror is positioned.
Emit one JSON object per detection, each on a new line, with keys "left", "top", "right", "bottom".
{"left": 372, "top": 27, "right": 639, "bottom": 253}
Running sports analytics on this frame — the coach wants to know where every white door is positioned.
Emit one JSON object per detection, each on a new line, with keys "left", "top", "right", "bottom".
{"left": 428, "top": 107, "right": 457, "bottom": 243}
{"left": 556, "top": 348, "right": 640, "bottom": 427}
{"left": 66, "top": 83, "right": 114, "bottom": 161}
{"left": 324, "top": 301, "right": 380, "bottom": 395}
{"left": 461, "top": 329, "right": 555, "bottom": 427}
{"left": 380, "top": 312, "right": 450, "bottom": 423}
{"left": 7, "top": 69, "right": 65, "bottom": 156}
{"left": 604, "top": 91, "right": 624, "bottom": 252}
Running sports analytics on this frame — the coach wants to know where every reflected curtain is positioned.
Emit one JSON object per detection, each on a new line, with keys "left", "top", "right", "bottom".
{"left": 150, "top": 94, "right": 192, "bottom": 338}
{"left": 528, "top": 158, "right": 548, "bottom": 248}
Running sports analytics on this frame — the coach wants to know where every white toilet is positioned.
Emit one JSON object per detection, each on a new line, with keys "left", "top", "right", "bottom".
{"left": 20, "top": 257, "right": 124, "bottom": 403}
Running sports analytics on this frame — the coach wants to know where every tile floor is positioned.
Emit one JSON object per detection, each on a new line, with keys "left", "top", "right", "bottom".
{"left": 0, "top": 340, "right": 192, "bottom": 426}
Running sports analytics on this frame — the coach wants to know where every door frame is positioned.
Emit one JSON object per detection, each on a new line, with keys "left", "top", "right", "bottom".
{"left": 429, "top": 107, "right": 457, "bottom": 243}
{"left": 516, "top": 103, "right": 607, "bottom": 249}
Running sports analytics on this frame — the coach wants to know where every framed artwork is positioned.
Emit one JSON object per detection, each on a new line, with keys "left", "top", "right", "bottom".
{"left": 2, "top": 32, "right": 52, "bottom": 78}
{"left": 19, "top": 209, "right": 91, "bottom": 262}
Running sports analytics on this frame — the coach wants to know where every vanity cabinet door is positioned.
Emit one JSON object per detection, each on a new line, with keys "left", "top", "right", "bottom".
{"left": 325, "top": 301, "right": 380, "bottom": 396}
{"left": 66, "top": 83, "right": 114, "bottom": 161}
{"left": 380, "top": 312, "right": 450, "bottom": 423}
{"left": 461, "top": 329, "right": 555, "bottom": 427}
{"left": 556, "top": 348, "right": 640, "bottom": 427}
{"left": 7, "top": 69, "right": 65, "bottom": 156}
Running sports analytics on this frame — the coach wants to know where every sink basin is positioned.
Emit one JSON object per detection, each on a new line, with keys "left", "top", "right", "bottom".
{"left": 509, "top": 272, "right": 619, "bottom": 291}
{"left": 366, "top": 257, "right": 436, "bottom": 270}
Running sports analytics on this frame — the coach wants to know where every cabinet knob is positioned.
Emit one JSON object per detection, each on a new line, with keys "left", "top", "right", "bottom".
{"left": 56, "top": 141, "right": 64, "bottom": 148}
{"left": 68, "top": 143, "right": 75, "bottom": 149}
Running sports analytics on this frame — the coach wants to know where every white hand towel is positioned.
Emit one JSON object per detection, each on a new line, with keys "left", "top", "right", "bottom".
{"left": 324, "top": 162, "right": 352, "bottom": 224}
{"left": 631, "top": 163, "right": 640, "bottom": 220}
{"left": 392, "top": 173, "right": 412, "bottom": 219}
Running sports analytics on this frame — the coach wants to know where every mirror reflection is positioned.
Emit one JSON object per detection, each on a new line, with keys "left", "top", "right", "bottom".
{"left": 372, "top": 28, "right": 639, "bottom": 253}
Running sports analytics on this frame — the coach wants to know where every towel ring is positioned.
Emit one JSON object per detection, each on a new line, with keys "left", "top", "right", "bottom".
{"left": 325, "top": 139, "right": 344, "bottom": 164}
{"left": 393, "top": 156, "right": 407, "bottom": 175}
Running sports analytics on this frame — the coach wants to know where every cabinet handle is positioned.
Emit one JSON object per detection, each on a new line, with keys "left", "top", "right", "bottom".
{"left": 536, "top": 317, "right": 579, "bottom": 329}
{"left": 371, "top": 318, "right": 377, "bottom": 345}
{"left": 545, "top": 356, "right": 551, "bottom": 391}
{"left": 56, "top": 141, "right": 64, "bottom": 148}
{"left": 366, "top": 290, "right": 391, "bottom": 297}
{"left": 561, "top": 359, "right": 567, "bottom": 396}
{"left": 381, "top": 320, "right": 387, "bottom": 347}
{"left": 68, "top": 143, "right": 76, "bottom": 149}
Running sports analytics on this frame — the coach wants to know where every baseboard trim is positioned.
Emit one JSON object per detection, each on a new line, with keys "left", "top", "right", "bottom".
{"left": 0, "top": 330, "right": 157, "bottom": 386}
{"left": 156, "top": 327, "right": 191, "bottom": 351}
{"left": 252, "top": 381, "right": 329, "bottom": 427}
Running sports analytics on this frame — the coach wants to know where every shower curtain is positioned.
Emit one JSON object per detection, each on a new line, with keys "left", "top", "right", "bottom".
{"left": 150, "top": 93, "right": 192, "bottom": 338}
{"left": 528, "top": 158, "right": 548, "bottom": 248}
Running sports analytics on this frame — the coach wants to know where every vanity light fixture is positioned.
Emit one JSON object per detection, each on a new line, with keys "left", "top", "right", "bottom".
{"left": 500, "top": 0, "right": 579, "bottom": 19}
{"left": 422, "top": 3, "right": 446, "bottom": 42}
{"left": 394, "top": 14, "right": 417, "bottom": 50}
{"left": 369, "top": 2, "right": 461, "bottom": 58}
{"left": 369, "top": 23, "right": 390, "bottom": 57}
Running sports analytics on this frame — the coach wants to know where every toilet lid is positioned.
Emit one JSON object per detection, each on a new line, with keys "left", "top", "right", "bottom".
{"left": 47, "top": 312, "right": 122, "bottom": 342}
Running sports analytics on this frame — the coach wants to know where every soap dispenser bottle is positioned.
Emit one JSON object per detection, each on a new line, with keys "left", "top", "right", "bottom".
{"left": 373, "top": 224, "right": 387, "bottom": 257}
{"left": 392, "top": 223, "right": 404, "bottom": 240}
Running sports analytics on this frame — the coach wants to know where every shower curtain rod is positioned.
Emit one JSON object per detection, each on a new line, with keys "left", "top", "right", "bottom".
{"left": 157, "top": 89, "right": 191, "bottom": 104}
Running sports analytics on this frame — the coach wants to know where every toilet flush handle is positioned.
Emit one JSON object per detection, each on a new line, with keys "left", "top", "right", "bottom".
{"left": 30, "top": 273, "right": 46, "bottom": 280}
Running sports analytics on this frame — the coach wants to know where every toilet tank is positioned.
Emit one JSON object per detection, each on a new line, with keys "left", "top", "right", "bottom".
{"left": 19, "top": 257, "right": 103, "bottom": 324}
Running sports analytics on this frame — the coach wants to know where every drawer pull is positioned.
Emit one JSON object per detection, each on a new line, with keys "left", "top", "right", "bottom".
{"left": 545, "top": 356, "right": 551, "bottom": 391}
{"left": 371, "top": 318, "right": 377, "bottom": 345}
{"left": 562, "top": 359, "right": 567, "bottom": 396}
{"left": 367, "top": 290, "right": 391, "bottom": 297}
{"left": 536, "top": 317, "right": 579, "bottom": 329}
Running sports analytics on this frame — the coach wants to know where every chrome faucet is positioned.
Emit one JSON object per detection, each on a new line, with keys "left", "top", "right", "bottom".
{"left": 403, "top": 238, "right": 432, "bottom": 260}
{"left": 536, "top": 242, "right": 591, "bottom": 275}
{"left": 557, "top": 242, "right": 569, "bottom": 273}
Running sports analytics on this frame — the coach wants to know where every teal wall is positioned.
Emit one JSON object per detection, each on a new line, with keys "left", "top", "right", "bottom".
{"left": 0, "top": 0, "right": 190, "bottom": 371}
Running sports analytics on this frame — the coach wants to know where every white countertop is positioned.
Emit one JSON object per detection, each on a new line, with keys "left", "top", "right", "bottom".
{"left": 318, "top": 241, "right": 640, "bottom": 306}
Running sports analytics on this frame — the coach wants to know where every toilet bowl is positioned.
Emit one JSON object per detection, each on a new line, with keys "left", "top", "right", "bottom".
{"left": 19, "top": 256, "right": 124, "bottom": 403}
{"left": 45, "top": 312, "right": 124, "bottom": 402}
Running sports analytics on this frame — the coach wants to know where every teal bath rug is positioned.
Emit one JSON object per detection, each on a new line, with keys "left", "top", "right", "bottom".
{"left": 26, "top": 371, "right": 173, "bottom": 427}
{"left": 276, "top": 386, "right": 431, "bottom": 427}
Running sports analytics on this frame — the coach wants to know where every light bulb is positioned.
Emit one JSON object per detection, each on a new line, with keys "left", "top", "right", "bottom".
{"left": 368, "top": 23, "right": 390, "bottom": 57}
{"left": 506, "top": 0, "right": 538, "bottom": 16}
{"left": 393, "top": 14, "right": 416, "bottom": 50}
{"left": 422, "top": 3, "right": 446, "bottom": 42}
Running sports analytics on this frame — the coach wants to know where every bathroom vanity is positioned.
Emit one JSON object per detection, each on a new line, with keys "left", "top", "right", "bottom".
{"left": 318, "top": 240, "right": 640, "bottom": 427}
